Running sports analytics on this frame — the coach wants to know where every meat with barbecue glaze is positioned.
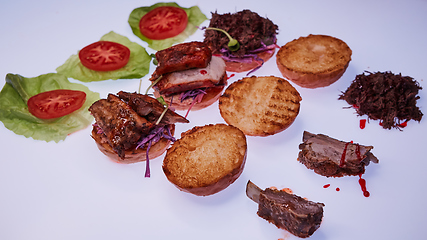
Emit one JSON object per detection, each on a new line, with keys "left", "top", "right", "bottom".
{"left": 246, "top": 181, "right": 324, "bottom": 238}
{"left": 89, "top": 94, "right": 154, "bottom": 159}
{"left": 117, "top": 91, "right": 189, "bottom": 124}
{"left": 298, "top": 131, "right": 379, "bottom": 177}
{"left": 151, "top": 41, "right": 212, "bottom": 80}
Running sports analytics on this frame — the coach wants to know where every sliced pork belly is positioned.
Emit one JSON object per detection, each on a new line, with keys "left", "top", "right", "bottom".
{"left": 154, "top": 56, "right": 226, "bottom": 96}
{"left": 151, "top": 41, "right": 212, "bottom": 80}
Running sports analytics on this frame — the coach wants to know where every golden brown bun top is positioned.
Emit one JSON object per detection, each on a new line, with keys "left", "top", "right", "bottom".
{"left": 162, "top": 124, "right": 247, "bottom": 196}
{"left": 277, "top": 34, "right": 352, "bottom": 74}
{"left": 219, "top": 76, "right": 302, "bottom": 136}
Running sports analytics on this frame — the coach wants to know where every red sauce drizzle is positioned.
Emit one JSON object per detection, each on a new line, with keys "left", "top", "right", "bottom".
{"left": 323, "top": 184, "right": 331, "bottom": 188}
{"left": 359, "top": 119, "right": 367, "bottom": 129}
{"left": 358, "top": 174, "right": 370, "bottom": 197}
{"left": 227, "top": 73, "right": 235, "bottom": 79}
{"left": 336, "top": 187, "right": 340, "bottom": 191}
{"left": 398, "top": 120, "right": 408, "bottom": 128}
{"left": 200, "top": 70, "right": 207, "bottom": 75}
{"left": 340, "top": 142, "right": 351, "bottom": 167}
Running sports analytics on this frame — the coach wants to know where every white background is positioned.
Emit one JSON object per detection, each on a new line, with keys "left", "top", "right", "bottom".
{"left": 1, "top": 0, "right": 426, "bottom": 239}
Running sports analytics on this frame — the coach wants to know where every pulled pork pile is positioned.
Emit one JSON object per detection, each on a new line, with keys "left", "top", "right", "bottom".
{"left": 339, "top": 71, "right": 423, "bottom": 129}
{"left": 204, "top": 10, "right": 278, "bottom": 58}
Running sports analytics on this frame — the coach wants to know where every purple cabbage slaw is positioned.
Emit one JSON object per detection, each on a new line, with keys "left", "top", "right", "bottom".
{"left": 218, "top": 40, "right": 279, "bottom": 75}
{"left": 172, "top": 88, "right": 207, "bottom": 118}
{"left": 94, "top": 123, "right": 175, "bottom": 178}
{"left": 159, "top": 85, "right": 215, "bottom": 120}
{"left": 136, "top": 124, "right": 176, "bottom": 177}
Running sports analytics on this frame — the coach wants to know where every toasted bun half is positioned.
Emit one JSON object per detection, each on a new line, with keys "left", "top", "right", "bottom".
{"left": 223, "top": 49, "right": 276, "bottom": 73}
{"left": 219, "top": 76, "right": 302, "bottom": 136}
{"left": 162, "top": 124, "right": 247, "bottom": 196}
{"left": 276, "top": 34, "right": 352, "bottom": 88}
{"left": 153, "top": 75, "right": 227, "bottom": 112}
{"left": 91, "top": 125, "right": 175, "bottom": 164}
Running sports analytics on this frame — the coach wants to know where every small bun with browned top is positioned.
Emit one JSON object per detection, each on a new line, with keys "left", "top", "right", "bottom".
{"left": 162, "top": 124, "right": 247, "bottom": 196}
{"left": 276, "top": 34, "right": 352, "bottom": 88}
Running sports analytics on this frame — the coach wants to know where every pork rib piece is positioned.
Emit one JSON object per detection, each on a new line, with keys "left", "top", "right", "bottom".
{"left": 298, "top": 131, "right": 379, "bottom": 177}
{"left": 246, "top": 181, "right": 324, "bottom": 238}
{"left": 151, "top": 41, "right": 212, "bottom": 80}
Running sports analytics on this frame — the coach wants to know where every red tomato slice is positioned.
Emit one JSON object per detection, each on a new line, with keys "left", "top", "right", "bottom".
{"left": 78, "top": 41, "right": 130, "bottom": 71}
{"left": 27, "top": 90, "right": 87, "bottom": 119}
{"left": 139, "top": 6, "right": 188, "bottom": 40}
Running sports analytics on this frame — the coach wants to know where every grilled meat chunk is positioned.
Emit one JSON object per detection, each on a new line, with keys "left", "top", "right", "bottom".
{"left": 298, "top": 131, "right": 379, "bottom": 177}
{"left": 89, "top": 94, "right": 154, "bottom": 159}
{"left": 151, "top": 41, "right": 212, "bottom": 80}
{"left": 246, "top": 181, "right": 324, "bottom": 238}
{"left": 153, "top": 56, "right": 226, "bottom": 96}
{"left": 117, "top": 91, "right": 189, "bottom": 124}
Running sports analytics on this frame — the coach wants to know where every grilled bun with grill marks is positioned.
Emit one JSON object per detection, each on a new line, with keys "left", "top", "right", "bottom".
{"left": 219, "top": 76, "right": 302, "bottom": 136}
{"left": 162, "top": 124, "right": 247, "bottom": 196}
{"left": 276, "top": 34, "right": 352, "bottom": 88}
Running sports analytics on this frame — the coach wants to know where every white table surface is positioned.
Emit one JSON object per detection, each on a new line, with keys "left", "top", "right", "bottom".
{"left": 1, "top": 0, "right": 426, "bottom": 239}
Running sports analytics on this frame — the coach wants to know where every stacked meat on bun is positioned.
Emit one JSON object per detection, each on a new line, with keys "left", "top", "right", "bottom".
{"left": 89, "top": 91, "right": 188, "bottom": 176}
{"left": 203, "top": 9, "right": 279, "bottom": 73}
{"left": 149, "top": 41, "right": 227, "bottom": 113}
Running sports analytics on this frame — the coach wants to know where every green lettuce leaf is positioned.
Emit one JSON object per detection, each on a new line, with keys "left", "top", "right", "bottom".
{"left": 56, "top": 31, "right": 151, "bottom": 82}
{"left": 128, "top": 2, "right": 208, "bottom": 51}
{"left": 0, "top": 73, "right": 100, "bottom": 142}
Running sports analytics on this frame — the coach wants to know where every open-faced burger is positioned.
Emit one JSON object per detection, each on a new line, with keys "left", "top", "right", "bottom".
{"left": 203, "top": 9, "right": 279, "bottom": 73}
{"left": 89, "top": 91, "right": 188, "bottom": 176}
{"left": 149, "top": 41, "right": 227, "bottom": 114}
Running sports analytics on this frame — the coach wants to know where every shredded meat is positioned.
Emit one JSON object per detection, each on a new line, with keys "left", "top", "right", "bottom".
{"left": 339, "top": 71, "right": 423, "bottom": 129}
{"left": 203, "top": 9, "right": 278, "bottom": 58}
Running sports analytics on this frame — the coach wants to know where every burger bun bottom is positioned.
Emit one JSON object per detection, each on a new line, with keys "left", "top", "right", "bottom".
{"left": 154, "top": 83, "right": 226, "bottom": 112}
{"left": 224, "top": 49, "right": 276, "bottom": 73}
{"left": 91, "top": 125, "right": 175, "bottom": 164}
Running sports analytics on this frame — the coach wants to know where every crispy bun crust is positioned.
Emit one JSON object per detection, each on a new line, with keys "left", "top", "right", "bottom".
{"left": 223, "top": 49, "right": 276, "bottom": 73}
{"left": 162, "top": 124, "right": 247, "bottom": 196}
{"left": 153, "top": 74, "right": 227, "bottom": 112}
{"left": 91, "top": 125, "right": 175, "bottom": 164}
{"left": 276, "top": 34, "right": 352, "bottom": 88}
{"left": 219, "top": 76, "right": 302, "bottom": 136}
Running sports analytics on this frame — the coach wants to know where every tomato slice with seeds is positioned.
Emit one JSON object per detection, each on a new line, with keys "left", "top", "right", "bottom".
{"left": 139, "top": 6, "right": 188, "bottom": 40}
{"left": 78, "top": 41, "right": 130, "bottom": 71}
{"left": 27, "top": 90, "right": 86, "bottom": 119}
